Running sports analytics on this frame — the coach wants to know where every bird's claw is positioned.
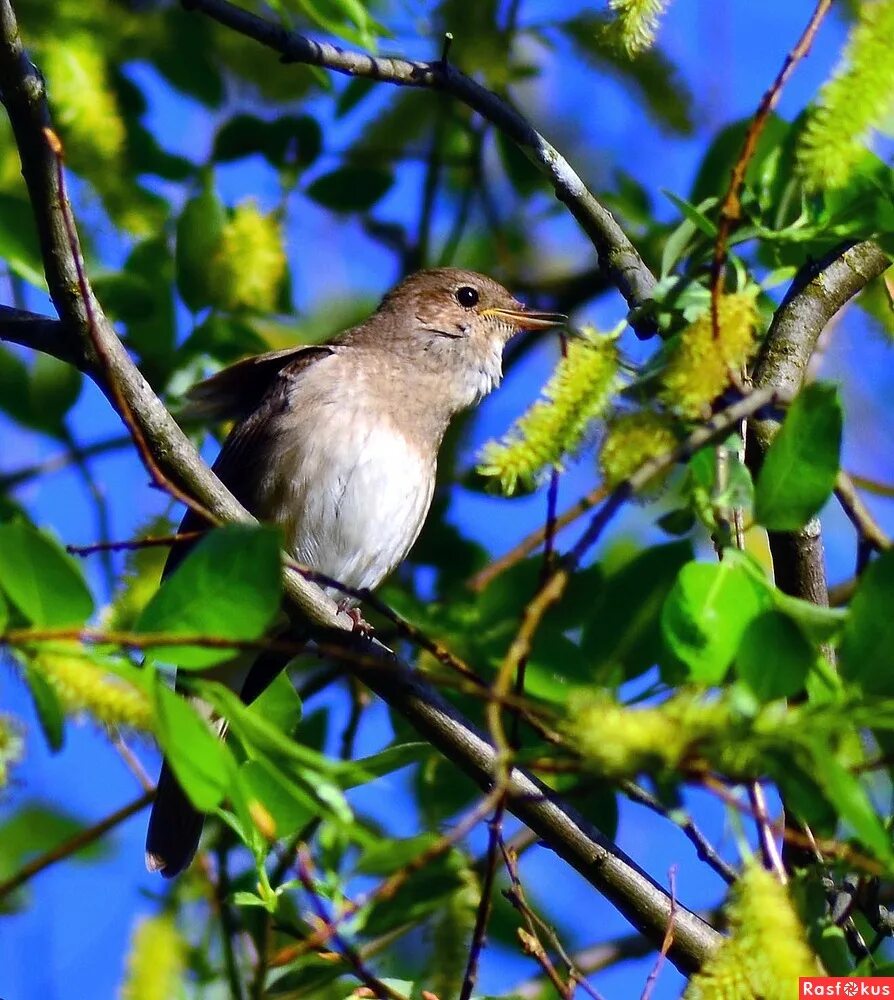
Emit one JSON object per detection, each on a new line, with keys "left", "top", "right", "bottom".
{"left": 337, "top": 600, "right": 374, "bottom": 637}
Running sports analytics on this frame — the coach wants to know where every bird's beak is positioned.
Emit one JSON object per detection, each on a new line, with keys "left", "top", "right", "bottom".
{"left": 482, "top": 307, "right": 567, "bottom": 331}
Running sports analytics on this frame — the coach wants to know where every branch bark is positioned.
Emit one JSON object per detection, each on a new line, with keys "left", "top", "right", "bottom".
{"left": 180, "top": 0, "right": 657, "bottom": 328}
{"left": 0, "top": 0, "right": 718, "bottom": 972}
{"left": 747, "top": 240, "right": 891, "bottom": 605}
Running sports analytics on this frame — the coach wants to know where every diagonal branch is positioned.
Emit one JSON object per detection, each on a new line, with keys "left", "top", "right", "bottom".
{"left": 0, "top": 0, "right": 718, "bottom": 972}
{"left": 180, "top": 0, "right": 657, "bottom": 329}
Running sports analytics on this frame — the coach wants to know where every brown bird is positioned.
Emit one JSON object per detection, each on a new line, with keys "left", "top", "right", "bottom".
{"left": 146, "top": 267, "right": 564, "bottom": 876}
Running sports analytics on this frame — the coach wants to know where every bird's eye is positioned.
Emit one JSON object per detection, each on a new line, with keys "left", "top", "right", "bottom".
{"left": 455, "top": 286, "right": 479, "bottom": 308}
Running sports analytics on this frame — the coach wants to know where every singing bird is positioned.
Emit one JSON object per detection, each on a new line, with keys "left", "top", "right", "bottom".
{"left": 146, "top": 267, "right": 564, "bottom": 876}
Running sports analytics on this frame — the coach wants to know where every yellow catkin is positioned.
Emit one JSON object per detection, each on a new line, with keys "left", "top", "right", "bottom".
{"left": 685, "top": 861, "right": 819, "bottom": 999}
{"left": 103, "top": 529, "right": 169, "bottom": 632}
{"left": 40, "top": 33, "right": 126, "bottom": 168}
{"left": 608, "top": 0, "right": 670, "bottom": 54}
{"left": 659, "top": 292, "right": 759, "bottom": 418}
{"left": 477, "top": 329, "right": 620, "bottom": 494}
{"left": 33, "top": 651, "right": 154, "bottom": 732}
{"left": 207, "top": 200, "right": 287, "bottom": 312}
{"left": 598, "top": 409, "right": 679, "bottom": 488}
{"left": 797, "top": 0, "right": 894, "bottom": 190}
{"left": 567, "top": 692, "right": 731, "bottom": 778}
{"left": 120, "top": 915, "right": 186, "bottom": 1000}
{"left": 0, "top": 714, "right": 24, "bottom": 787}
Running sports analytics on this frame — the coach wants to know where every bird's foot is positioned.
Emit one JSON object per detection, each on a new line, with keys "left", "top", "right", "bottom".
{"left": 337, "top": 600, "right": 374, "bottom": 637}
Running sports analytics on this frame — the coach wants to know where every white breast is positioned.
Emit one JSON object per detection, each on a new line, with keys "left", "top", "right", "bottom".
{"left": 262, "top": 408, "right": 435, "bottom": 594}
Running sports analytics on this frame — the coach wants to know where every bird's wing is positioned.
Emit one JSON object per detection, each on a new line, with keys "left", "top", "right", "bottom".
{"left": 182, "top": 344, "right": 336, "bottom": 422}
{"left": 167, "top": 345, "right": 340, "bottom": 574}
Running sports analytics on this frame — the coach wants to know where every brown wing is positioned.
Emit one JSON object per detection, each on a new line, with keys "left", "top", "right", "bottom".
{"left": 166, "top": 345, "right": 337, "bottom": 576}
{"left": 181, "top": 344, "right": 335, "bottom": 422}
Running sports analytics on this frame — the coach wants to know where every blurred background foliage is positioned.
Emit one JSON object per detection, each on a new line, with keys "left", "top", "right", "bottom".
{"left": 1, "top": 0, "right": 893, "bottom": 997}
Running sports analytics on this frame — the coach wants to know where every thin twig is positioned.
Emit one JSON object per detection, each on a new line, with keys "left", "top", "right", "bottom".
{"left": 215, "top": 845, "right": 246, "bottom": 1000}
{"left": 835, "top": 471, "right": 890, "bottom": 551}
{"left": 621, "top": 780, "right": 737, "bottom": 886}
{"left": 747, "top": 781, "right": 787, "bottom": 883}
{"left": 296, "top": 850, "right": 410, "bottom": 1000}
{"left": 641, "top": 867, "right": 677, "bottom": 1000}
{"left": 0, "top": 791, "right": 153, "bottom": 899}
{"left": 468, "top": 486, "right": 609, "bottom": 592}
{"left": 709, "top": 0, "right": 834, "bottom": 334}
{"left": 0, "top": 432, "right": 133, "bottom": 492}
{"left": 850, "top": 473, "right": 894, "bottom": 500}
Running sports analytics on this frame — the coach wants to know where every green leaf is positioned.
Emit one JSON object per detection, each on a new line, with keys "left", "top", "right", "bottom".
{"left": 136, "top": 525, "right": 282, "bottom": 668}
{"left": 839, "top": 549, "right": 894, "bottom": 692}
{"left": 305, "top": 166, "right": 393, "bottom": 213}
{"left": 0, "top": 521, "right": 93, "bottom": 626}
{"left": 0, "top": 803, "right": 109, "bottom": 883}
{"left": 736, "top": 611, "right": 813, "bottom": 701}
{"left": 0, "top": 193, "right": 47, "bottom": 289}
{"left": 152, "top": 682, "right": 232, "bottom": 811}
{"left": 202, "top": 683, "right": 352, "bottom": 823}
{"left": 0, "top": 590, "right": 6, "bottom": 633}
{"left": 251, "top": 671, "right": 302, "bottom": 736}
{"left": 661, "top": 559, "right": 769, "bottom": 682}
{"left": 175, "top": 183, "right": 226, "bottom": 312}
{"left": 23, "top": 663, "right": 66, "bottom": 752}
{"left": 754, "top": 383, "right": 842, "bottom": 531}
{"left": 581, "top": 541, "right": 693, "bottom": 683}
{"left": 344, "top": 742, "right": 428, "bottom": 788}
{"left": 27, "top": 355, "right": 82, "bottom": 437}
{"left": 812, "top": 751, "right": 893, "bottom": 863}
{"left": 213, "top": 114, "right": 322, "bottom": 171}
{"left": 239, "top": 758, "right": 318, "bottom": 835}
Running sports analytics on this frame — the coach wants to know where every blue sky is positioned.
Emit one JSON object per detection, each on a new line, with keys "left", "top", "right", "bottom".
{"left": 2, "top": 2, "right": 893, "bottom": 998}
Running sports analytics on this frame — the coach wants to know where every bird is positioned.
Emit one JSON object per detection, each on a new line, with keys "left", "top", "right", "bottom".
{"left": 145, "top": 267, "right": 565, "bottom": 877}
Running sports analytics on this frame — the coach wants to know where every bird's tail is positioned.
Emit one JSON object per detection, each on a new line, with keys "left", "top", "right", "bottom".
{"left": 145, "top": 759, "right": 206, "bottom": 878}
{"left": 145, "top": 648, "right": 295, "bottom": 877}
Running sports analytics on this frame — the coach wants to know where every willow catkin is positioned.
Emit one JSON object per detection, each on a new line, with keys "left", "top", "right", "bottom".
{"left": 478, "top": 329, "right": 620, "bottom": 494}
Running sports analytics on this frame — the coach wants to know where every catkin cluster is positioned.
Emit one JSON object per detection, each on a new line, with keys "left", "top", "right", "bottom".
{"left": 477, "top": 329, "right": 620, "bottom": 494}
{"left": 566, "top": 691, "right": 733, "bottom": 778}
{"left": 608, "top": 0, "right": 670, "bottom": 54}
{"left": 32, "top": 649, "right": 154, "bottom": 732}
{"left": 120, "top": 915, "right": 186, "bottom": 1000}
{"left": 797, "top": 0, "right": 894, "bottom": 190}
{"left": 659, "top": 292, "right": 760, "bottom": 417}
{"left": 598, "top": 409, "right": 679, "bottom": 489}
{"left": 685, "top": 861, "right": 819, "bottom": 999}
{"left": 207, "top": 200, "right": 288, "bottom": 313}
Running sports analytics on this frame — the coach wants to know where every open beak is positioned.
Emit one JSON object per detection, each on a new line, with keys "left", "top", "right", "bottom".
{"left": 483, "top": 307, "right": 567, "bottom": 331}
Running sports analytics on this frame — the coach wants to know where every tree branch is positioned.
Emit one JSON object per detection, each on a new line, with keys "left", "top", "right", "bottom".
{"left": 0, "top": 0, "right": 718, "bottom": 972}
{"left": 180, "top": 0, "right": 657, "bottom": 329}
{"left": 747, "top": 240, "right": 891, "bottom": 605}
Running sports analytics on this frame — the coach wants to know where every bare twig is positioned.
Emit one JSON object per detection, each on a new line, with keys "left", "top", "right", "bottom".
{"left": 296, "top": 851, "right": 410, "bottom": 1000}
{"left": 835, "top": 472, "right": 890, "bottom": 552}
{"left": 747, "top": 781, "right": 787, "bottom": 883}
{"left": 0, "top": 791, "right": 153, "bottom": 899}
{"left": 621, "top": 781, "right": 737, "bottom": 886}
{"left": 641, "top": 867, "right": 677, "bottom": 1000}
{"left": 468, "top": 484, "right": 609, "bottom": 593}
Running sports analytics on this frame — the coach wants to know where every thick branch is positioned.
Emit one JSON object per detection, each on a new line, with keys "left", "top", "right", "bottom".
{"left": 0, "top": 0, "right": 717, "bottom": 971}
{"left": 747, "top": 240, "right": 890, "bottom": 604}
{"left": 181, "top": 0, "right": 656, "bottom": 325}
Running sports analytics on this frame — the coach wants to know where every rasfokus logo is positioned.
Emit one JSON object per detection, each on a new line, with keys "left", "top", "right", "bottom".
{"left": 800, "top": 979, "right": 894, "bottom": 997}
